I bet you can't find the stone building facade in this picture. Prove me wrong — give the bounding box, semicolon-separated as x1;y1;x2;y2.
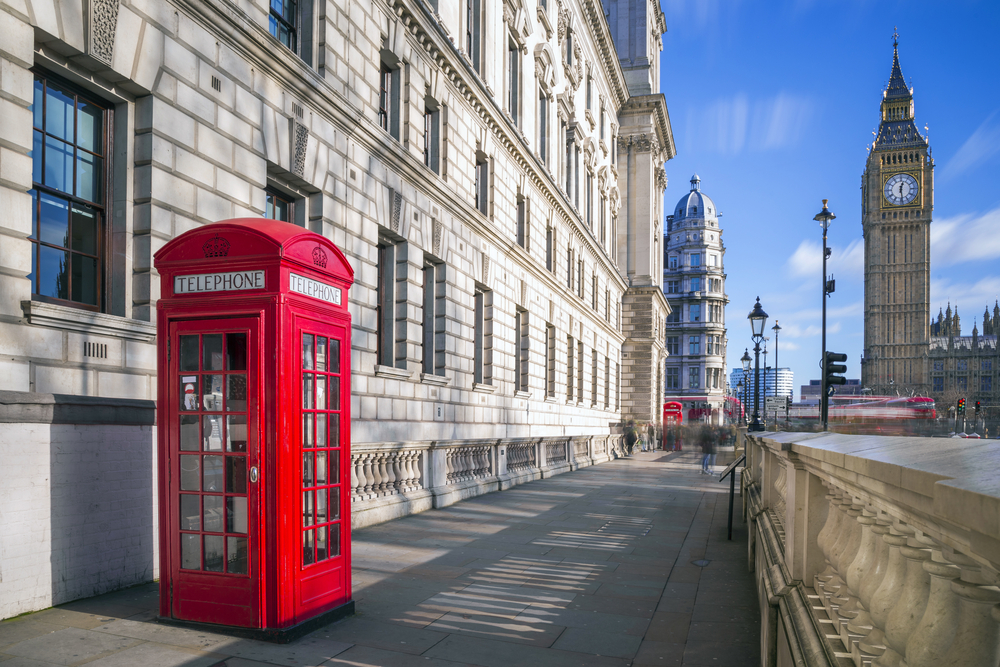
663;175;728;424
0;0;673;617
860;37;933;395
927;304;1000;407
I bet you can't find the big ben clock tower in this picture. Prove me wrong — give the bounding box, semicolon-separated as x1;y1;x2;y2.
861;34;933;395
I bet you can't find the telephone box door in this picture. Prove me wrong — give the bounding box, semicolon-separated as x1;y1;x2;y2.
168;317;261;626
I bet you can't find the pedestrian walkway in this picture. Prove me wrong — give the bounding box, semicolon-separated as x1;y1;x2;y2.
0;451;759;667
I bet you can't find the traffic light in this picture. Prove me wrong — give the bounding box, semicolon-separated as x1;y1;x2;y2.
957;398;966;415
824;352;848;386
975;400;981;415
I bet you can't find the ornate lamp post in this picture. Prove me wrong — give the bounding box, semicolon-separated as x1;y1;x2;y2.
748;298;768;431
814;200;836;429
741;349;751;425
772;321;781;397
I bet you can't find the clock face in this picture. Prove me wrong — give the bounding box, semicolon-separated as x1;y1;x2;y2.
884;173;919;206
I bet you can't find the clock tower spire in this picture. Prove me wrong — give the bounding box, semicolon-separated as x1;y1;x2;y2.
860;34;933;395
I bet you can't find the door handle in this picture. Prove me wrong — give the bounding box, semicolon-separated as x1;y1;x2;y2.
250;466;259;483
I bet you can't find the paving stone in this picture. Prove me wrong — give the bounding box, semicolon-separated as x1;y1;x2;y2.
91;619;232;650
551;626;642;658
632;640;685;666
514;606;650;636
2;627;140;665
424;634;630;667
425;611;566;647
324;644;478;667
643;611;691;643
0;620;64;652
79;641;221;667
207;633;353;666
317;617;444;655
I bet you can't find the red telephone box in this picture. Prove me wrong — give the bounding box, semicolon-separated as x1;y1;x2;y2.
154;218;355;641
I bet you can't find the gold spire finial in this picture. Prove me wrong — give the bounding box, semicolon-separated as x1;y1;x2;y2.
893;26;899;47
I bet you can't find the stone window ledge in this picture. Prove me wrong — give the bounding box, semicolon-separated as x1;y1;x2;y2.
374;364;413;380
22;300;156;342
514;390;530;399
420;372;450;386
473;382;496;394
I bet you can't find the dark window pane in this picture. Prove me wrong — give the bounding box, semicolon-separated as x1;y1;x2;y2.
204;535;224;572
180;376;199;411
302;412;314;448
70;254;98;305
32;130;42;184
180;455;200;491
329;524;340;557
203;494;223;532
316;451;327;485
75;151;103;203
302;334;314;370
70;204;98;254
181;534;200;569
202;375;223;411
227;374;247;411
179;335;199;371
329;377;340;411
302;373;314;409
202;414;223;451
227;536;248;574
226;333;247;370
227;456;247;494
303;452;314;487
303;491;315;526
303;529;315;566
316;375;326;412
203;334;223;370
330;487;340;520
227;496;247;533
77;100;103;153
329;413;339;447
329;339;340;373
329;450;339;483
33;77;43;128
37;245;68;299
44;134;74;195
45;84;75;142
203;455;223;492
180;494;200;531
317;525;328;561
316;413;326;447
39;191;69;247
316;337;327;371
227;415;248;452
180;415;199;451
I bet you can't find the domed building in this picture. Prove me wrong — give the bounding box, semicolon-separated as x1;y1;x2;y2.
663;176;729;424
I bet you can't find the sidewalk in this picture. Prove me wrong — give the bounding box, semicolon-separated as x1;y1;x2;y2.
0;451;759;667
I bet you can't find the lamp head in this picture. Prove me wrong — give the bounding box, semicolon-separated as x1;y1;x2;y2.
772;320;781;334
741;348;752;373
748;297;768;339
813;198;836;231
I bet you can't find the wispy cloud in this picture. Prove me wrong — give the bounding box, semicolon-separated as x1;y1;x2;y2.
786;239;865;280
930;276;1000;317
685;93;813;155
661;0;737;30
930;207;1000;266
941;111;1000;181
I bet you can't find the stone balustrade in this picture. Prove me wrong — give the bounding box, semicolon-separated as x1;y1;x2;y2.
742;430;1000;667
349;435;616;529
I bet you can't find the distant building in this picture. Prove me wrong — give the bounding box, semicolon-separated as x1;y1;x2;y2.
926;304;999;405
800;379;864;406
663;176;729;424
730;367;793;411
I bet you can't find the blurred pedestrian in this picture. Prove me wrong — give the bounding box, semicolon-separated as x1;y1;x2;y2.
699;426;716;474
624;420;637;456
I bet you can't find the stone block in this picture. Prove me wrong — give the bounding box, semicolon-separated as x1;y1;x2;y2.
0;145;32;191
126;340;157;371
0;359;29;391
162;36;199;86
0;320;63;359
97;371;150;399
197;124;234;168
176;81;215;124
215;168;250;207
196;186;233;222
152;101;196;151
174;146;214;186
0;186;32;235
35;366;96;396
111;5;144;80
0;11;33;67
132;23;164;93
0;58;33;105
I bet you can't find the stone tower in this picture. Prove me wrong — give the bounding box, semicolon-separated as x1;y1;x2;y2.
663;176;728;424
861;36;933;395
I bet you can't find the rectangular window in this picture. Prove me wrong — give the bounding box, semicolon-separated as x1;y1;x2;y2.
599;195;606;246
585;171;593;229
615;361;620;410
546;226;555;273
933;376;943;392
982;361;993;371
690;304;701;322
475;153;489;215
577;259;584;299
269;0;297;52
423;260;445;375
565;131;574;194
666;367;679;390
566;335;575;401
957;376;968;391
586;71;592;110
474;285;493;384
515;308;529;393
690;276;701;292
706;337;713;355
591;273;598;310
982;376;992;392
669;256;678;269
666;336;679;355
265;188;293;223
600;107;605;141
466;0;482;73
508;39;520;125
667;309;680;324
933;361;944;371
591;350;598;406
577;340;584;403
423;103;440;173
29;73;110;311
957;360;968;371
539;93;548;164
379;61;400;140
689;367;700;389
567;248;573;290
666;280;679;294
376;239;401;367
605;289;610;323
689;336;700;355
516;195;529;250
690;253;701;267
573;145;580;208
546;324;556;398
604;355;610;408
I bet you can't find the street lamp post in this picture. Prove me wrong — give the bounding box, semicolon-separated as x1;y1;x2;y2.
762;339;769;428
736;380;743;425
741;349;751;426
748;298;769;431
814;200;836;430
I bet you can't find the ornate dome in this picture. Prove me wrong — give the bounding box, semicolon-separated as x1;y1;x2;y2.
673;175;718;221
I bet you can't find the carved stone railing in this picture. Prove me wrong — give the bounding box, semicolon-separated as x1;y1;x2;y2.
742;431;1000;667
349;434;611;529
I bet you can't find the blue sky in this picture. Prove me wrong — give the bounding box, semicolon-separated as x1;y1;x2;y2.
657;0;1000;399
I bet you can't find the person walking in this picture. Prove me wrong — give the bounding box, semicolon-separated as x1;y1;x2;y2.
666;427;676;452
645;423;655;453
624;420;637;456
699;426;715;474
